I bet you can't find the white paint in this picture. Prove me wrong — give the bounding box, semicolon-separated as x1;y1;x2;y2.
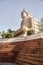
0;33;43;43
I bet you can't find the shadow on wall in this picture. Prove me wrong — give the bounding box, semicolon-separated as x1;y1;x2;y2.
0;63;17;65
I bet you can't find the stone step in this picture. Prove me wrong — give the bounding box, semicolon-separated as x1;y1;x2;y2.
16;57;42;65
18;55;43;62
19;47;43;54
15;60;33;65
18;53;43;58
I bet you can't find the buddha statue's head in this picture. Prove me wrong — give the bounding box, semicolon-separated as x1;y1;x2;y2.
21;9;28;19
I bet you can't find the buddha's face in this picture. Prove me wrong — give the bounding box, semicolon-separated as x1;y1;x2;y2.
21;11;27;19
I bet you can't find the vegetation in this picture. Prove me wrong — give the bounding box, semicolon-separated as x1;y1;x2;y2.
27;30;34;35
7;29;12;33
2;31;6;38
40;18;43;32
5;33;13;38
40;25;43;32
1;29;15;38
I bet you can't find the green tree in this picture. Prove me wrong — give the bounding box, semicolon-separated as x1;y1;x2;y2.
27;30;34;35
5;33;13;38
2;29;15;38
2;31;6;38
7;29;12;33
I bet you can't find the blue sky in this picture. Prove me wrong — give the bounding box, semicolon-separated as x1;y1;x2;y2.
0;0;43;32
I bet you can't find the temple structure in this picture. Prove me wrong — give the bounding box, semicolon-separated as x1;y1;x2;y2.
0;9;43;65
14;9;39;37
0;33;43;65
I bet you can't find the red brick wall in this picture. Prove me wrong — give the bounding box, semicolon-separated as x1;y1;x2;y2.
0;38;43;65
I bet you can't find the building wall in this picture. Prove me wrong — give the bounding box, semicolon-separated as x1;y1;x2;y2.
0;38;43;65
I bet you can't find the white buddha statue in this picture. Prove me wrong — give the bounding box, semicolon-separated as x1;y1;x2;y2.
21;9;32;31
